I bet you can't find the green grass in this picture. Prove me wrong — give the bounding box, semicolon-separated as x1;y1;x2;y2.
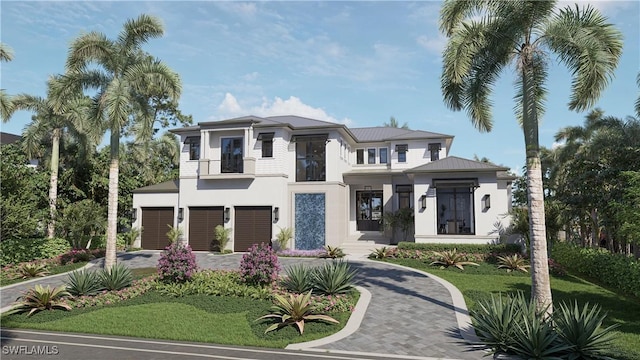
387;259;640;360
0;262;89;287
1;291;352;348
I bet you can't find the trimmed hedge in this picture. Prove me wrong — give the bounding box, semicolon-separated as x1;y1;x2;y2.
552;242;640;297
0;237;71;266
397;242;522;255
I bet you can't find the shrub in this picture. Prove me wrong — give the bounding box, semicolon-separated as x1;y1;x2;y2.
274;227;293;250
100;263;133;291
430;249;479;270
66;270;104;296
166;225;183;244
7;285;71;317
369;246;393;259
157;242;197;283
121;227;142;250
0;237;71;266
257;290;339;335
552;242;640;297
17;262;49;278
397;242;522;255
59;249;99;265
497;254;530;273
280;264;315;293
554;301;619;359
213;225;231;252
239;243;280;286
471;292;529;354
312;260;357;295
320;245;345;259
88;234;126;251
155;270;272;299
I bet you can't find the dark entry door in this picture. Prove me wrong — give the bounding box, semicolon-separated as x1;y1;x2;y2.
141;207;174;250
356;190;383;231
234;206;272;252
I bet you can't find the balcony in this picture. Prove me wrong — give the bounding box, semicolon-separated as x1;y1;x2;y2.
198;157;256;179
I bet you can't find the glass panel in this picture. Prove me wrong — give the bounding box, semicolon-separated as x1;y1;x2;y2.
262;139;273;158
221;137;243;173
436;187;474;234
379;148;388;164
368;148;376;164
356;149;364;164
371;196;382;220
398;150;406;163
296;139;326;181
189;142;200;160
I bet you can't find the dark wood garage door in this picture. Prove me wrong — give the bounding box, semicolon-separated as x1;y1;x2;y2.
141;207;174;250
188;207;224;251
234;206;272;252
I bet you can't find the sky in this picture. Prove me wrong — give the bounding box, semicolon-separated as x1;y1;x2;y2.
2;1;638;174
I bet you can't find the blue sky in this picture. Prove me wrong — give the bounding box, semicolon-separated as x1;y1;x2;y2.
2;1;638;173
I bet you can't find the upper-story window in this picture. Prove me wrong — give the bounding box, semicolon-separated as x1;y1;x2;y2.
185;136;200;160
367;148;376;164
356;149;365;164
429;143;441;161
379;148;388;164
257;132;274;158
396;144;408;163
221;137;243;173
294;134;327;182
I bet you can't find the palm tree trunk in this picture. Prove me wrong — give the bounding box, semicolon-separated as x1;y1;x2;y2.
47;128;61;239
105;131;120;270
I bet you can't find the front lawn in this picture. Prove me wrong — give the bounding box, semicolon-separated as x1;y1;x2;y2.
1;291;353;348
387;258;640;360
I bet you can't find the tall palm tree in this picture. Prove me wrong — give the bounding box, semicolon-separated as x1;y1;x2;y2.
440;0;622;313
383;116;409;129
1;42;15;121
12;76;96;238
54;14;181;269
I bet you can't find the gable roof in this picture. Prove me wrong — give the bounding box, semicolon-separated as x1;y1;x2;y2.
132;180;179;193
406;156;509;173
350;127;452;142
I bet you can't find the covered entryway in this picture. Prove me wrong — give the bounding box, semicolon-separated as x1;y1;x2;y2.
141;207;174;250
188;207;224;251
234;206;272;252
356;190;383;231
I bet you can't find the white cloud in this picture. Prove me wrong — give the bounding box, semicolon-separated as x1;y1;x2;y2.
416;34;446;54
242;72;259;81
215;93;353;126
551;141;564;150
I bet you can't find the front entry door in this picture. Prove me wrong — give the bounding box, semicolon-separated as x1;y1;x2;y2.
356;190;383;231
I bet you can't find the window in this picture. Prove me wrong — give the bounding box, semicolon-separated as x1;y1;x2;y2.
396;144;408;163
257;132;274;158
295;135;327;181
379;148;388;164
435;180;476;235
185;136;200;160
396;184;413;209
368;148;376;164
356;149;364;164
429;143;441;161
221;137;243;173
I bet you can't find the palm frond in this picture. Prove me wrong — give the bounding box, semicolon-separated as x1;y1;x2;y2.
0;90;14;122
66;32;114;72
514;50;548;129
0;42;14;62
635;73;640;118
118;14;164;55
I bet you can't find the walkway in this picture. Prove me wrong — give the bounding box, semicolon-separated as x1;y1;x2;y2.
1;251;483;359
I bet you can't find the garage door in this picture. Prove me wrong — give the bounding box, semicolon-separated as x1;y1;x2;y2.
234;206;272;252
188;207;224;251
141;207;174;250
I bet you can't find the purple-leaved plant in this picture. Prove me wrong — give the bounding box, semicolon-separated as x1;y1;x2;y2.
157;242;197;283
239;243;281;286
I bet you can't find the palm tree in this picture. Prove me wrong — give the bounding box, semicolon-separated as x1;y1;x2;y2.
383;116;409;129
635;73;640;118
12;76;96;238
54;14;182;269
440;0;622;313
1;42;15;121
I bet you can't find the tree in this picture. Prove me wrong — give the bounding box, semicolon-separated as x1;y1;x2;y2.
12;76;96;238
383;116;409;129
55;14;183;270
0;42;14;121
440;0;622;313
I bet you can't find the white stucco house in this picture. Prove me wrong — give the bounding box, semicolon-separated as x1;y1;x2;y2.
132;115;514;252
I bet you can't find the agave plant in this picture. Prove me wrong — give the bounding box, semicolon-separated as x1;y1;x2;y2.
280;264;315;293
312;260;357;295
66;270;104;296
17;262;49;279
554;301;620;359
7;285;71;317
369;246;392;259
320;245;345;259
497;254;530;273
100;263;133;291
430;249;479;270
257;290;339;334
472;292;529;354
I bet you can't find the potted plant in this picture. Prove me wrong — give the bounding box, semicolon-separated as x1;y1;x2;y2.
213;225;232;253
274;227;293;251
380;211;400;245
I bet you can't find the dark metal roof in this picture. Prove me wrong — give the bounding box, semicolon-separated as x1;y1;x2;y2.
406;156;509;173
349;127;453;142
263;115;342;128
132;180;179;193
0;132;21;145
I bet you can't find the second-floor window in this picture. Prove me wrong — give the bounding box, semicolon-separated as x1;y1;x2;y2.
257;132;274;158
295;135;327;182
221;137;243;173
368;148;376;164
356;149;365;164
185;136;200;160
429;143;441;161
396;144;408;163
379;148;388;164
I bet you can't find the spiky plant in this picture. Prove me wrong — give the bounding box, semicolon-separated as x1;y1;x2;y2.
280;264;315;294
554;301;619;359
369;246;393;259
7;285;71;317
213;225;232;252
312;260;357;295
17;262;49;279
257;290;339;335
497;254;530;273
100;263;133;291
66;270;104;296
430;249;479;270
320;245;345;259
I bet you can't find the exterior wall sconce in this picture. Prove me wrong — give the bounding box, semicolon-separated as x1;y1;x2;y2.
482;194;491;210
420;195;427;210
273;207;279;223
177;208;184;222
131;208;137;222
224;207;230;222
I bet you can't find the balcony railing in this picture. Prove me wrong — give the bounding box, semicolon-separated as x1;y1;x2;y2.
198;158;256;179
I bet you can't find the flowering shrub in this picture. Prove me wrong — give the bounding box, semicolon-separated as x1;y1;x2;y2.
548;258;567;277
240;243;280;286
59;249;105;265
67;276;156;308
157;242;197;283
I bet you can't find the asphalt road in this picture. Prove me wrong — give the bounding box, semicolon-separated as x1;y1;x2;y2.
0;329;439;360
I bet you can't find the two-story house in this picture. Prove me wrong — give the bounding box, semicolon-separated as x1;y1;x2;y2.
132;115;514;252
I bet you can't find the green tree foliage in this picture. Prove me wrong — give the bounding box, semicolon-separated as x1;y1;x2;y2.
383;116;409;129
